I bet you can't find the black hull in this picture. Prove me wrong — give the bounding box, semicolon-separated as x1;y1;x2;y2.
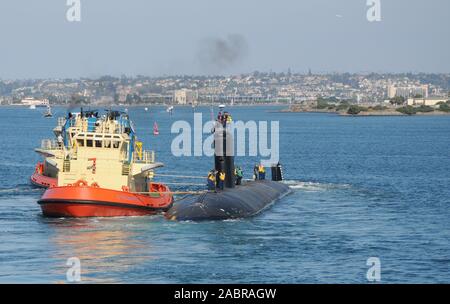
166;180;291;221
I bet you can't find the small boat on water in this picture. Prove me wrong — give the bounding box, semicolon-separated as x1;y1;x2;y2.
153;122;159;135
166;105;174;115
32;109;173;217
29;105;36;110
44;105;52;117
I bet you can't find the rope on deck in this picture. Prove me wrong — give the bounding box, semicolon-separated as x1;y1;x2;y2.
156;173;205;179
155;173;255;182
156;174;255;182
132;190;208;195
162;182;206;186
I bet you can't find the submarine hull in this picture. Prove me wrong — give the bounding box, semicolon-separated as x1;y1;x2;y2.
166;180;291;221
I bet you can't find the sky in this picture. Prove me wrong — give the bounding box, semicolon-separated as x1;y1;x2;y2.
0;0;449;79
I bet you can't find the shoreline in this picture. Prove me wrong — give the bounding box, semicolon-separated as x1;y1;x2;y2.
3;104;449;116
274;108;450;116
0;103;286;108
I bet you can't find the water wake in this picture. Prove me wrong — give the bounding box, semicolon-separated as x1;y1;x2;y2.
0;161;35;169
0;185;43;196
283;180;351;192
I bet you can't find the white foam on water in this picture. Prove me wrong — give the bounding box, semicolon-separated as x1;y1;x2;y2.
0;187;42;194
283;180;351;192
222;218;243;223
0;161;35;168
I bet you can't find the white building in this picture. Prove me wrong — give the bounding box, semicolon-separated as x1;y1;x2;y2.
387;85;429;99
20;98;49;107
173;89;198;105
407;97;447;107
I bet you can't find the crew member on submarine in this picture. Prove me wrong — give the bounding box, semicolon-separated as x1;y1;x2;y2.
235;166;243;185
207;170;216;191
218;171;226;190
258;164;266;180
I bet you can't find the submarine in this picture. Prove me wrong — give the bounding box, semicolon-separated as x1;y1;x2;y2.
166;120;291;221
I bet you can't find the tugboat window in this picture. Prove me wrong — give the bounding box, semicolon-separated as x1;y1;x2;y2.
86;140;93;147
95;140;102;148
76;139;84;147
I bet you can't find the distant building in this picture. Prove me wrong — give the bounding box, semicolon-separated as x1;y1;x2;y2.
20;97;49;107
387;85;429;99
173;89;198;105
96;96;114;104
387;85;397;99
407;97;447;107
0;97;6;105
117;93;128;103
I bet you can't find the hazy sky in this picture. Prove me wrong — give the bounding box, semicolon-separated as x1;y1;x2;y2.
0;0;449;79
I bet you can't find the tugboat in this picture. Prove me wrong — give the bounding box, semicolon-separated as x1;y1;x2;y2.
34;109;173;217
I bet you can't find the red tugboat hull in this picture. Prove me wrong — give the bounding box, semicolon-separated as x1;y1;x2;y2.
30;162;58;188
38;182;173;217
30;172;58;188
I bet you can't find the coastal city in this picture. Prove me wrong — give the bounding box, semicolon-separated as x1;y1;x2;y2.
1;72;449;111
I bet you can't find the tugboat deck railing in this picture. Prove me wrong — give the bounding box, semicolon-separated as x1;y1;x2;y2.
40;139;62;151
133;150;155;164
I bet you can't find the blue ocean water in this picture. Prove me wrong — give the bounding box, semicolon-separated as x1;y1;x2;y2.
0;105;449;283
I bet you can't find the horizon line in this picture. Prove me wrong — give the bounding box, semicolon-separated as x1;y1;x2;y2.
1;71;450;81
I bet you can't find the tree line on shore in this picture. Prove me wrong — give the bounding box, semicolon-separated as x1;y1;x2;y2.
315;97;450;115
